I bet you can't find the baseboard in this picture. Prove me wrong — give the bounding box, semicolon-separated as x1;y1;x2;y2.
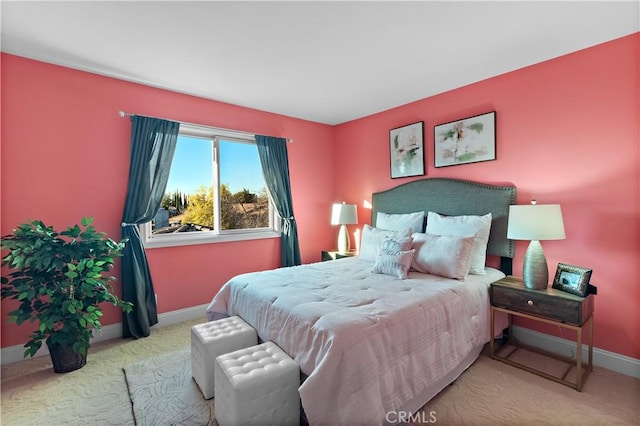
512;325;640;379
4;311;638;379
155;303;209;327
0;304;209;366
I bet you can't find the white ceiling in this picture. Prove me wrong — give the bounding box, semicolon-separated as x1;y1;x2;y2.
2;1;638;125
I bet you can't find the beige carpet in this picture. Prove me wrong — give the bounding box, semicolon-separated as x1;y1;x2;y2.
123;348;216;426
1;319;204;426
1;318;639;425
419;350;639;425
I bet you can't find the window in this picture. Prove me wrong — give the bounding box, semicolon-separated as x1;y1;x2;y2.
140;123;279;248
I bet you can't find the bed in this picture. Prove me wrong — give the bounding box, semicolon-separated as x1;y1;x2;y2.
206;177;516;425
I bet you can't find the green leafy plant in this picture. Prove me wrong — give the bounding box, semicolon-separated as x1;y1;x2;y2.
1;217;133;359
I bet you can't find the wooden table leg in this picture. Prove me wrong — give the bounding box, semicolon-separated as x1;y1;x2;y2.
490;306;495;356
576;326;583;391
589;314;594;372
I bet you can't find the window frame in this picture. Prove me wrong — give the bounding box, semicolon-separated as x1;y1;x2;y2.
140;123;280;249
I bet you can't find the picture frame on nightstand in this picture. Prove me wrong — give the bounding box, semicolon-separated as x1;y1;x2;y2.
552;263;592;297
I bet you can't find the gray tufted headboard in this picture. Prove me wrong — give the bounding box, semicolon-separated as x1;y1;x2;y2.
371;177;516;274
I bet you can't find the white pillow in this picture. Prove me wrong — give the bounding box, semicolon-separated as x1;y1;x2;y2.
359;225;412;261
410;233;474;280
371;238;415;280
425;212;492;275
376;211;424;233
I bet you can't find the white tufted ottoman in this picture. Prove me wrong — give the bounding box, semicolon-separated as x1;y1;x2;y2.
191;316;258;400
215;341;300;426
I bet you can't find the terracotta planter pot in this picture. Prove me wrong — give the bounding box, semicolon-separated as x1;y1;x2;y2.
46;340;87;373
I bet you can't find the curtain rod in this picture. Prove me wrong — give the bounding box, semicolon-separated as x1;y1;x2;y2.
117;111;292;143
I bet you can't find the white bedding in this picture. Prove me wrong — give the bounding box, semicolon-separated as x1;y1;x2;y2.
206;257;505;425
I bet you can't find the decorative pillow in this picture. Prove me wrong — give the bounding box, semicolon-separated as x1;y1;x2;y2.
410;233;474;280
359;225;412;261
376;211;424;233
425;212;492;275
371;238;415;279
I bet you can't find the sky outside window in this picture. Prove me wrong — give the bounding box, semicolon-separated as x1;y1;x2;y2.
165;135;265;195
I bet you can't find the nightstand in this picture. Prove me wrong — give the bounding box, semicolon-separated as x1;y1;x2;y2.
321;250;357;261
489;276;595;391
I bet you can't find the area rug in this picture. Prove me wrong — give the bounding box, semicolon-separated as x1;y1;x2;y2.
123;348;217;426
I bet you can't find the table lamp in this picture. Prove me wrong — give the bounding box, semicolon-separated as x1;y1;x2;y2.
331;202;358;253
507;201;566;289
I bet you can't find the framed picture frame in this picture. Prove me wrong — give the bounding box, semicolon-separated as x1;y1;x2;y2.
434;111;496;167
389;121;424;179
552;263;592;297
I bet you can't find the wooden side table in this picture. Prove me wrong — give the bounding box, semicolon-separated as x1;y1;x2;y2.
489;276;595;391
321;250;357;261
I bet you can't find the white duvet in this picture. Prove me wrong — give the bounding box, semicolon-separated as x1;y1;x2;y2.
206;257;505;425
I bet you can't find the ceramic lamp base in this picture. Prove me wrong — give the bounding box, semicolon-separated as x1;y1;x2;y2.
337;225;350;253
522;240;549;290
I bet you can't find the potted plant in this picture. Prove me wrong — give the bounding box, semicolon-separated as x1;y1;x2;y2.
1;217;133;373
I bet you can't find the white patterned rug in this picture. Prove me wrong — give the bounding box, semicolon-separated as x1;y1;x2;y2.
123;348;217;426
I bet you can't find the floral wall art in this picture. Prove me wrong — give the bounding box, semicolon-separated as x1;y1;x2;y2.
389;121;424;178
434;111;496;167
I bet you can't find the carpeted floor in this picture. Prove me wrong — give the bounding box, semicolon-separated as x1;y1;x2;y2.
1;319;204;426
123;348;216;426
1;318;639;425
419;351;639;425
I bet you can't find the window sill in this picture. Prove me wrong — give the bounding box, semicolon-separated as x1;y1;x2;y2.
143;229;280;249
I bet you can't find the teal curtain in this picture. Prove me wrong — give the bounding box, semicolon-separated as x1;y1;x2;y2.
255;135;301;267
121;116;179;338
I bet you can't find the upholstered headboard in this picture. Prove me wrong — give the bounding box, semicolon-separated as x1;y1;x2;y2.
371;178;516;274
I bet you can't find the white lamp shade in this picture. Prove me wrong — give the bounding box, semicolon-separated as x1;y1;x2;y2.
331;203;358;225
507;204;566;241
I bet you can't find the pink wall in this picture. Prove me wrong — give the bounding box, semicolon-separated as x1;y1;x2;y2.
2;34;638;360
333;33;639;358
1;54;336;348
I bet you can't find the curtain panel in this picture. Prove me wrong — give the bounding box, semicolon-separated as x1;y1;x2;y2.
255;135;301;267
121;116;179;338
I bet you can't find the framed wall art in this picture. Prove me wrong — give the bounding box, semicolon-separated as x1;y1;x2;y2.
434;111;496;167
552;263;592;297
389;121;424;179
